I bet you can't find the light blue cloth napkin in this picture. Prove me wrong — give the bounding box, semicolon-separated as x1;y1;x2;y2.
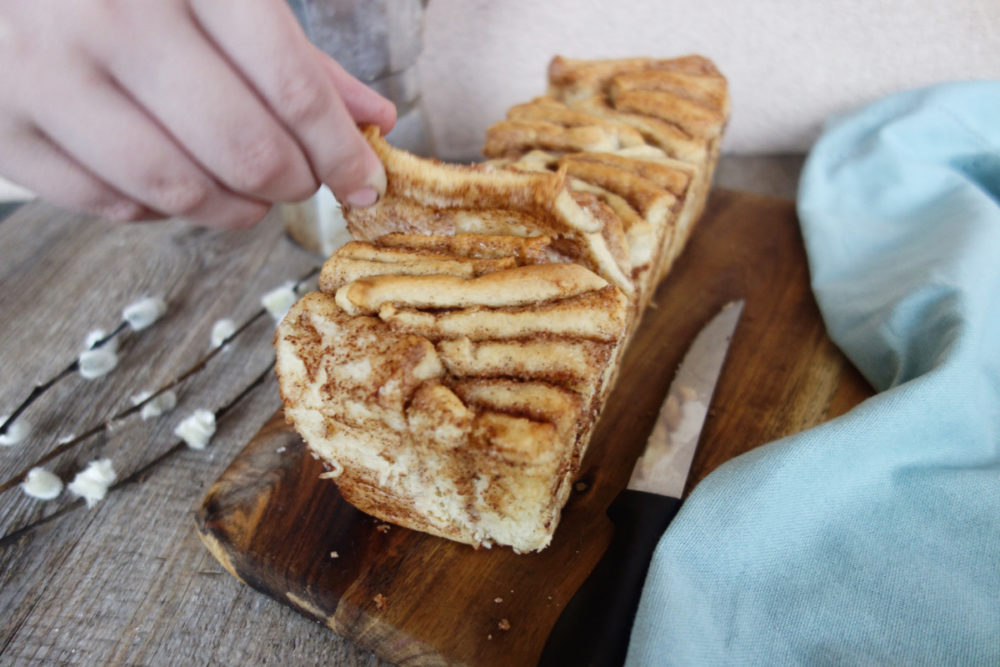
627;81;1000;665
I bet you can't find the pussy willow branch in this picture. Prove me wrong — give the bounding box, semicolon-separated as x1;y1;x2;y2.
0;361;276;548
0;265;319;495
0;323;127;437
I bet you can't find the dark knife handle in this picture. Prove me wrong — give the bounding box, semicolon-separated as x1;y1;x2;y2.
539;491;682;667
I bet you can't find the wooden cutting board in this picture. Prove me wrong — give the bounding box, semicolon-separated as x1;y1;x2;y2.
195;189;873;666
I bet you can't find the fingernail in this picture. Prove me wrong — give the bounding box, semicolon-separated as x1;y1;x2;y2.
345;186;378;207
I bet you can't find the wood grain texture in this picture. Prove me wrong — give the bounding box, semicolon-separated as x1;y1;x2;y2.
0;202;390;666
196;189;875;666
0;204;317;540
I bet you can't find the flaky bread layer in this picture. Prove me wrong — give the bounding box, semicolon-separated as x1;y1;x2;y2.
484;119;621;158
547;54;724;103
378;284;629;342
507;97;646;147
376;233;555;263
319;241;518;290
567;95;707;164
437;336;612;393
659;135;722;279
357;125;601;235
276;268;628;551
608;69;730;115
609;89;725;140
562;151;693;197
345;130;637;298
345;197;555;240
334;263;608;316
559;156;676;228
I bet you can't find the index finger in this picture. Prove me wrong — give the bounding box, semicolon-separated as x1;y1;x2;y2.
190;0;388;204
312;50;396;136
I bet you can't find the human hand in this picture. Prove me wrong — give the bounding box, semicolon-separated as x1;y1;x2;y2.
0;0;396;228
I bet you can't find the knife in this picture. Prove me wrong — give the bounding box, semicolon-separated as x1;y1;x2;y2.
539;300;745;667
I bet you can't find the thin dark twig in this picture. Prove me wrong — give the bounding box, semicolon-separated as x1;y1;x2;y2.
0;361;276;549
0;322;127;437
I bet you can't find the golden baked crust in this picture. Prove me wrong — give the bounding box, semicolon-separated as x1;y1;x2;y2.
319;241;518;291
377;232;555;263
484;119;621;158
562;151;693;196
347;128;636;298
484;97;647;159
275;53;729;552
609;89;725;139
545;55;727;281
548;54;725;102
362;125;601;235
559;156;676;227
507;97;646;147
568;94;708;163
334;263;609;316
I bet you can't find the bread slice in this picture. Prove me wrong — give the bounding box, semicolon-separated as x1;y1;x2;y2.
275;54;728;551
276;243;628;552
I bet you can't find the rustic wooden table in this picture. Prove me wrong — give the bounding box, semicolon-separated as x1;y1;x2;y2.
0;156;830;666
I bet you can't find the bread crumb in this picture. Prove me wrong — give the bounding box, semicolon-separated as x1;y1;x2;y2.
487;634;493;640
123;296;167;331
498;619;510;631
210;318;237;349
174;409;216;450
68;459;116;507
373;593;387;610
21;467;63;500
376;524;391;534
330;551;339;559
494;597;503;604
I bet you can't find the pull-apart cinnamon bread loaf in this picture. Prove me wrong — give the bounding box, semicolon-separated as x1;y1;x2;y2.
275;55;729;552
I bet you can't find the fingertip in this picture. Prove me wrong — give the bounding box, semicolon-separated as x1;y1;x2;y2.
330;153;386;209
359;89;397;136
344;186;378;208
